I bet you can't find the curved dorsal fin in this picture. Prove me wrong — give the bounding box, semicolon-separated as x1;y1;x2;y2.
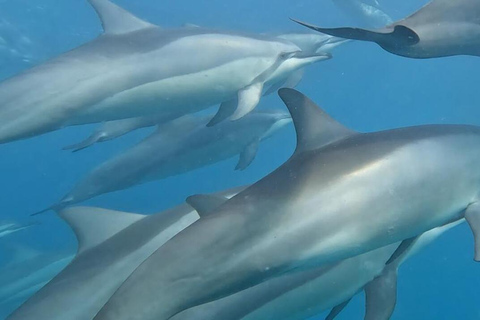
278;88;357;154
88;0;156;35
58;206;145;254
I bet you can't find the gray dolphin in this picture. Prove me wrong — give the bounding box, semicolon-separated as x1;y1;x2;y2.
7;186;243;320
0;246;73;319
0;0;328;145
0;222;38;239
172;220;462;320
94;88;480;320
293;0;480;58
36;111;290;214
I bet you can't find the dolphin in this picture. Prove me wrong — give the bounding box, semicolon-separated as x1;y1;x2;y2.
0;0;328;145
36;110;291;214
8;187;243;320
0;221;38;239
63;113;171;152
332;0;393;28
293;0;480;58
0;246;73;319
172;220;462;320
94;88;480;320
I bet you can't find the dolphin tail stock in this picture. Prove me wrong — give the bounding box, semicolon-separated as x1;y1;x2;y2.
31;198;72;217
63;132;105;152
290;18;419;48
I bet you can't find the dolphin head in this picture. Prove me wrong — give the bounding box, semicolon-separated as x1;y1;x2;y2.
256;110;292;140
277;33;349;54
267;50;332;84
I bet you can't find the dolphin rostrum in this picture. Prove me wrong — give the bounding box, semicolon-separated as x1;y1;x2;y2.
293;0;480;58
0;221;38;239
0;0;328;145
36;110;290;214
172;220;462;320
7;187;243;320
94;89;480;320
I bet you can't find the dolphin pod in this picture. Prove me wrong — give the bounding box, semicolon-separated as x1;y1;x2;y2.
2;0;479;319
92;89;480;320
172;220;463;320
35;110;290;214
295;0;480;58
0;0;329;145
7;188;243;320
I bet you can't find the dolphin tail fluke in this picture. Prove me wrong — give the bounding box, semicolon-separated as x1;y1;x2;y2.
63;132;103;152
291;19;419;47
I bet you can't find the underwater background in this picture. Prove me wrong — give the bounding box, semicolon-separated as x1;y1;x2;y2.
0;0;479;319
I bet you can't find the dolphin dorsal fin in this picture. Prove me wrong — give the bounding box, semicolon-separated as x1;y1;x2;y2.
58;206;145;254
186;195;229;217
278;88;357;154
88;0;156;35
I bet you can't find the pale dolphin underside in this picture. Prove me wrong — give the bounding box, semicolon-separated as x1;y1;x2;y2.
0;0;328;145
293;0;480;58
93;89;480;320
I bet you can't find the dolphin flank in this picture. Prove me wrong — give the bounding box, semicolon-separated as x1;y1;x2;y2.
93;89;480;320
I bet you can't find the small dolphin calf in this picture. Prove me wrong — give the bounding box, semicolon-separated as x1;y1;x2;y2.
94;89;480;320
172;220;462;320
294;0;480;58
0;0;327;144
39;111;290;212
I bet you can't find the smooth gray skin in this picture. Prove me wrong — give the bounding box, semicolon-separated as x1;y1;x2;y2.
332;0;393;28
173;221;462;320
8;187;243;320
40;111;291;213
95;89;480;320
0;0;327;145
294;0;480;58
63;113;172;152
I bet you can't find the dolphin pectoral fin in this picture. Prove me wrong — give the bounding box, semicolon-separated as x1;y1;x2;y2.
325;298;352;320
264;68;305;96
186;195;229;217
207;100;237;127
58;207;145;254
88;0;156;35
291;19;419;47
236;140;260;171
465;203;480;261
364;265;397;320
278;88;357;153
63;132;103;152
230;83;264;121
386;236;419;266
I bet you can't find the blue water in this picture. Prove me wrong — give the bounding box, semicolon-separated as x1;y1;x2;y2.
0;0;479;319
